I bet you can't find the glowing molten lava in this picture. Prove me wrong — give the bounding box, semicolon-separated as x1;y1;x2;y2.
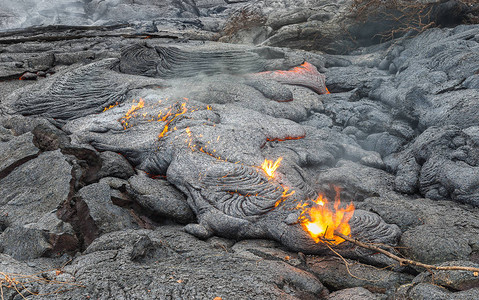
299;190;354;245
252;62;330;95
261;157;282;178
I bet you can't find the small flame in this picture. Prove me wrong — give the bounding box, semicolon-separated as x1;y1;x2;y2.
299;188;354;245
158;103;188;139
102;102;119;112
261;157;283;178
120;99;145;129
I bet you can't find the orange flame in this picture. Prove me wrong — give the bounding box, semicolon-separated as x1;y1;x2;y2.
261;157;282;178
299;189;354;245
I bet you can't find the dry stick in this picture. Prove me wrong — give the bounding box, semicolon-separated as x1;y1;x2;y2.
1;271;84;299
335;233;479;273
323;241;383;282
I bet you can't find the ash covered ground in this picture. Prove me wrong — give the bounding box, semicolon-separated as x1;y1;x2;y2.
1;0;479;299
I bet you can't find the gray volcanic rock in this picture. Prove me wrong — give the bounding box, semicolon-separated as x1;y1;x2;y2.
3;60;130;120
400;225;472;265
0;131;38;178
32;123;72;151
394;126;479;206
395;283;479;300
308;256;413;295
0;0;90;29
220;0;476;54
358;197;479;265
413;260;479;291
31;227;327;299
0;150;78;260
127;174;194;223
0;226;52;260
2;8;479;298
0;0;202;30
73;183;138;245
314;160;394;201
0;150;72;227
420;90;479;130
363;25;479;206
328;287;384;300
120;43;265;78
57;50;400;257
97;151;135;180
0;254;37;299
0;213;78;261
30;39;402;259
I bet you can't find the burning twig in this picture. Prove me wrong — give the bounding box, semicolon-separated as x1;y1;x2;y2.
320;241;386;283
335;232;479;274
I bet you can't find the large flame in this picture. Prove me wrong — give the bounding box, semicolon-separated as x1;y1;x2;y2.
261;157;283;178
299;189;354;245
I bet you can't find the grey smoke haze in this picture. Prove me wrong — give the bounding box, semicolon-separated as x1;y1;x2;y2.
0;0;335;31
0;0;203;30
0;0;90;29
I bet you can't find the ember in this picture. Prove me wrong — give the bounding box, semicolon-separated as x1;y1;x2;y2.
299;188;354;245
261;157;283;178
266;135;306;142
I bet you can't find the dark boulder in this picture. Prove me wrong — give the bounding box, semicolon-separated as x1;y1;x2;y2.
127;174;195;223
71;183;138;246
0;131;38;179
97;151;135;180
